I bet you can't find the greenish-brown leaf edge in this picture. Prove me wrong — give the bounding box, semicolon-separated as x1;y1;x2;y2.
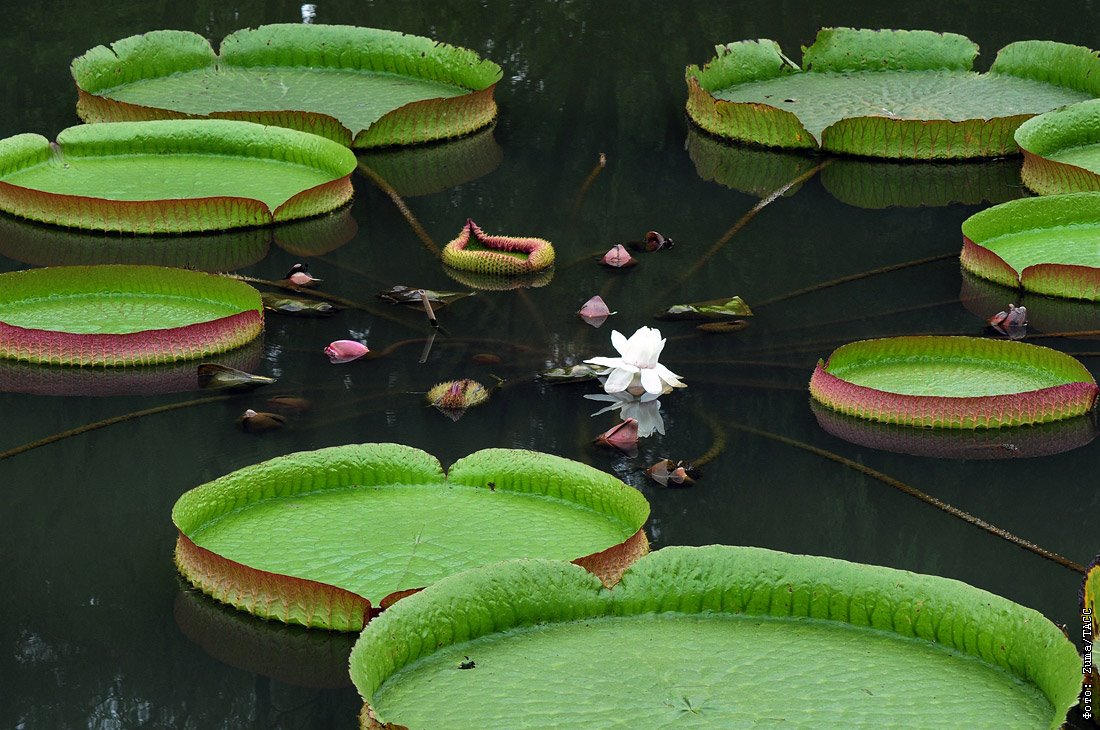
686;28;1099;159
72;25;503;148
172;444;650;624
1015;100;1100;195
350;546;1082;729
0;120;356;233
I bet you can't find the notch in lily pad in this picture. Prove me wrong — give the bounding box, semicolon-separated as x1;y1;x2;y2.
686;28;1099;159
172;444;650;631
350;546;1083;729
72;24;503;148
810;336;1098;428
0;120;356;233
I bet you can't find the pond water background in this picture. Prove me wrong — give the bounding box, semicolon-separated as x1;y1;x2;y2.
0;1;1097;727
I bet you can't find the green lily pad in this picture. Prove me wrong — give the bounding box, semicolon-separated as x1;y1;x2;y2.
809;336;1098;428
687;128;1025;208
1016;100;1100;195
172;444;650;631
686;28;1099;159
0;120;356;233
658;296;753;320
961;193;1100;301
350;546;1082;729
0;265;262;366
72;25;502;149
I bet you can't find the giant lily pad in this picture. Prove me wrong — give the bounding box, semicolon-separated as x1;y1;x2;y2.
350;546;1082;729
961;193;1100;301
72;25;502;149
686;28;1099;159
0;265;262;366
1016;100;1100;195
687;128;1025;207
0;120;355;233
172;444;650;631
809;336;1098;428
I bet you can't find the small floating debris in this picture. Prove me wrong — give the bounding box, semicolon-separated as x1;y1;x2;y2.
197;363;277;392
696;320;750;334
578;295;614;327
600;244;637;268
540;364;600;383
377;286;473;308
324;340;370;364
283;263;321;287
237;408;286;433
266;395;311;412
645;459;698;488
627;231;674;253
989;304;1027;339
658;296;753;321
471;353;502;365
261;292;340;317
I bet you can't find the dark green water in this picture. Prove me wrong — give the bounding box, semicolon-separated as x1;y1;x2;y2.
0;1;1096;728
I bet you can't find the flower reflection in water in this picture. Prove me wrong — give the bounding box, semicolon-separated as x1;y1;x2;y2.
585;391;665;437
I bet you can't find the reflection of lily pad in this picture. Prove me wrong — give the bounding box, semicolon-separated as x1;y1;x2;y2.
686;128;1024;207
351;546;1082;729
686;28;1098;159
173;444;650;631
0;338;263;396
443;264;554;291
357;127;503;196
0;120;356;233
809;336;1098;428
1016;100;1100;195
961;193;1100;301
174;587;355;689
73;25;502;148
0;265;263;366
960;270;1100;338
811;400;1096;459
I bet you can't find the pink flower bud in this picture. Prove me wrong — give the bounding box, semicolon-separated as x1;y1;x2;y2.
324;339;369;363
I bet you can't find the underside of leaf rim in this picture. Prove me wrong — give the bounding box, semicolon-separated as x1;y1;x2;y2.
350;546;1082;730
1016;100;1100;195
809;336;1098;428
961;193;1100;301
686;28;1099;159
441;218;556;275
171;444;650;631
0;265;262;366
72;25;503;148
0;120;356;233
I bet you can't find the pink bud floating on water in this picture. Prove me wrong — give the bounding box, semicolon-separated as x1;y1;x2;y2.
324;339;369;363
578;295;614;327
284;263;321;287
600;244;637;268
595;418;639;453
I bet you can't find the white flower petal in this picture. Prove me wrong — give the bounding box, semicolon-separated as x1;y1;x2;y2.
655;363;686;387
610;330;629;357
603;367;636;394
584;356;626;370
639;367;664;395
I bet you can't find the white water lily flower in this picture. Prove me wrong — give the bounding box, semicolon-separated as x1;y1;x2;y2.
584;392;665;437
584;326;686;396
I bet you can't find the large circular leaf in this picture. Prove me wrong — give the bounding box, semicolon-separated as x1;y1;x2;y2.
0;265;263;366
350;547;1082;729
72;25;503;148
686;28;1098;159
962;193;1100;301
1016;100;1100;195
172;444;650;631
809;336;1098;428
0;120;356;233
